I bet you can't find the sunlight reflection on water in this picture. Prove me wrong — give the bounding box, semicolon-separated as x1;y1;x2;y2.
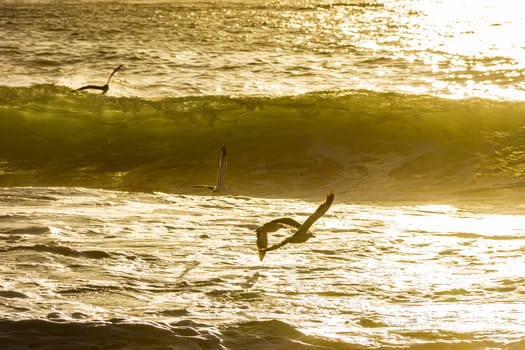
1;187;524;347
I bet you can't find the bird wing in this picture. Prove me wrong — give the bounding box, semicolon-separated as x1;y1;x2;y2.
297;192;334;232
106;65;122;85
255;218;301;247
260;235;293;252
193;145;227;192
256;193;334;257
256;218;301;260
215;145;227;190
192;185;215;191
258;217;302;232
74;85;106;92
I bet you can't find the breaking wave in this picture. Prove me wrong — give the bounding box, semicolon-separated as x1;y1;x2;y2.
2;84;525;202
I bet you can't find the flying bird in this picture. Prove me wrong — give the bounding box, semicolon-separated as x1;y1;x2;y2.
256;192;335;260
73;65;122;94
193;145;227;193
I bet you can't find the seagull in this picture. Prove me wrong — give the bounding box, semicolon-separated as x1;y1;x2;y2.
73;65;122;94
193;145;227;193
256;192;335;261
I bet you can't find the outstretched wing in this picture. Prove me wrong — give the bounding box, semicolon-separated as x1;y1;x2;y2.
215;145;227;191
257;217;302;234
298;192;334;233
256;193;335;259
192;185;214;191
74;85;106;92
193;145;227;192
256;217;302;261
74;65;121;94
260;235;293;253
261;192;335;254
106;65;122;85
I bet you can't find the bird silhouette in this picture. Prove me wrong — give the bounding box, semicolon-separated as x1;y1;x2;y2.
193;145;227;193
73;65;122;94
256;192;334;260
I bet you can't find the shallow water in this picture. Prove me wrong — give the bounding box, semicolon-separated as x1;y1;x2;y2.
1;187;524;349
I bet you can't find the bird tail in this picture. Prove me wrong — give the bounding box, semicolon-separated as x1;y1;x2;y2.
258;249;266;261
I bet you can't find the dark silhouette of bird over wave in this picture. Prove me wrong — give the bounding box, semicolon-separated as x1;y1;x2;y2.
73;65;122;94
256;191;335;261
193;145;227;193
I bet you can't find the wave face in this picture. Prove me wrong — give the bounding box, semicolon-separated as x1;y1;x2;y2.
1;319;523;350
2;85;525;202
0;319;362;350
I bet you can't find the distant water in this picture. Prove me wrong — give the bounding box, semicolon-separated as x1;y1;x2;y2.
1;1;525;349
2;0;525;99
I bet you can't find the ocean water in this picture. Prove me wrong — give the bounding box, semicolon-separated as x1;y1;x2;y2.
1;0;525;99
1;0;525;349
